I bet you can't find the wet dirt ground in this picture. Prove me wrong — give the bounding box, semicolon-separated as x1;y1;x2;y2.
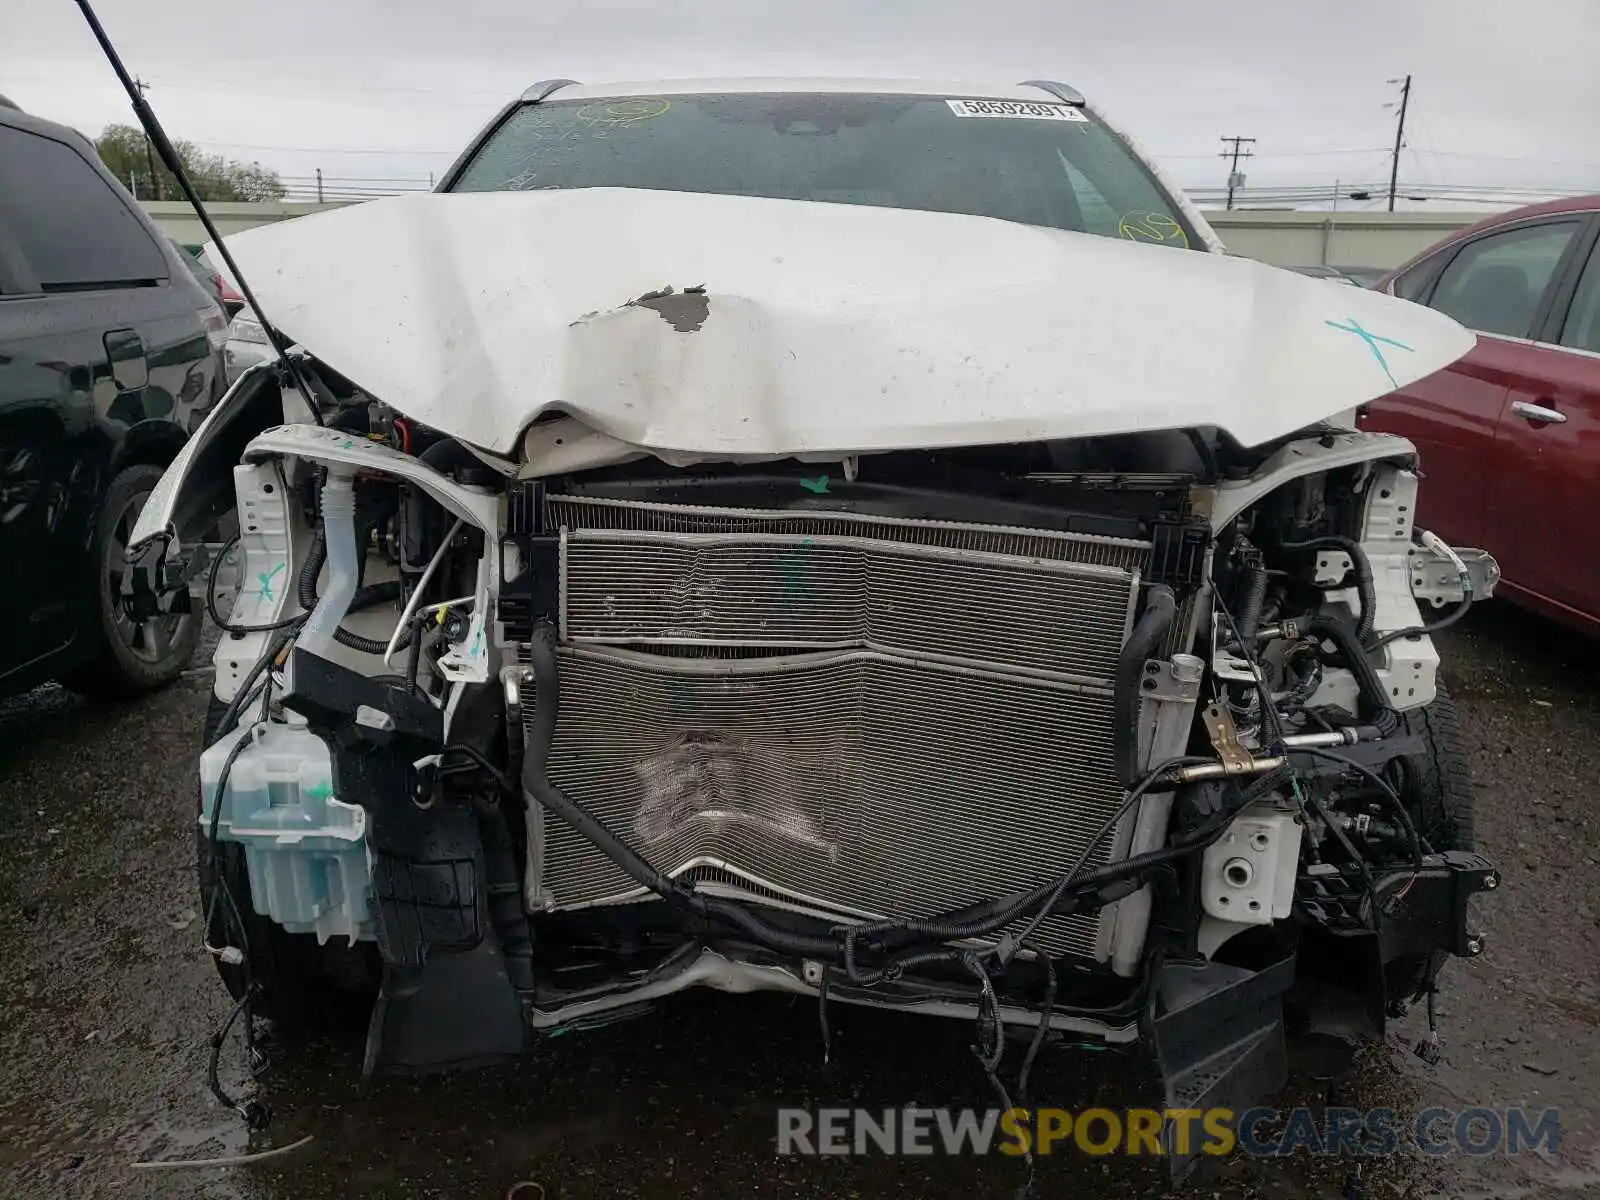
2;602;1597;1199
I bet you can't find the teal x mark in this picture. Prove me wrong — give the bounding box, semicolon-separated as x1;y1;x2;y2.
1326;318;1413;388
255;562;285;602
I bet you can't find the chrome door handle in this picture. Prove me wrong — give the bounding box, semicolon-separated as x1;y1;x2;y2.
1511;400;1567;424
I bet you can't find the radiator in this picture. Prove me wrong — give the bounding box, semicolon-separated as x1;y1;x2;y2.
526;496;1151;961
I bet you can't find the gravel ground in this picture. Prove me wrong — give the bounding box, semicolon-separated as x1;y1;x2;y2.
1;602;1597;1199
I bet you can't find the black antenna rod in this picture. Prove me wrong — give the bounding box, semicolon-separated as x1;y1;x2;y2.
73;0;322;422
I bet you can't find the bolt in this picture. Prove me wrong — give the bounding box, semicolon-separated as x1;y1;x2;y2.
1466;937;1483;955
1483;875;1497;890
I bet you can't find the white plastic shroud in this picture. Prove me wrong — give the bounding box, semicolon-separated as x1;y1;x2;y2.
1200;804;1301;927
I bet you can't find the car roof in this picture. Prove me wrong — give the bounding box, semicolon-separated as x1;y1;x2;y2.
0;98;95;148
1440;194;1600;243
0;104;209;303
535;78;1078;103
1380;194;1600;287
1489;194;1600;220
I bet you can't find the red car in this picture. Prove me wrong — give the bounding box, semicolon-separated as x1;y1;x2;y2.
1362;195;1600;634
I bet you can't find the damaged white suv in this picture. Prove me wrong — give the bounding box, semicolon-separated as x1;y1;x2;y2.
128;79;1499;1177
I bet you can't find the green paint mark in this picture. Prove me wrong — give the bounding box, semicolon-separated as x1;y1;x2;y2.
1325;317;1413;389
775;549;811;598
339;438;358;450
255;562;285;602
799;475;830;494
663;677;695;716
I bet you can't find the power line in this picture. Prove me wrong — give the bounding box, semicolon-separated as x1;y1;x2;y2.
1156;146;1387;160
190;139;460;156
132;74;160;200
1423;149;1600;169
5;70;517;105
1386;74;1412;212
1219;135;1257;210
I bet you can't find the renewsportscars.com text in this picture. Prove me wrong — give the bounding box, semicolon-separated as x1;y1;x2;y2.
776;1106;1561;1159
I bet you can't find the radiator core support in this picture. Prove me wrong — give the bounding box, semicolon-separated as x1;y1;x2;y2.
522;496;1160;963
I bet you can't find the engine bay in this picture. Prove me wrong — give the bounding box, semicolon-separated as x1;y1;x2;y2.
129;360;1501;1177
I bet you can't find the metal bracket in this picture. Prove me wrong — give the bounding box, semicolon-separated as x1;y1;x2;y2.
1409;542;1499;606
1106;653;1206;975
1201;701;1255;774
1371;850;1499;961
119;534;194;619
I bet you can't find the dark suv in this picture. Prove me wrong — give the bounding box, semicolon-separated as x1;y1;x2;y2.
0;99;222;700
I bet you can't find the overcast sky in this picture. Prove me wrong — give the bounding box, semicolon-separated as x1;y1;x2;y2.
4;0;1597;209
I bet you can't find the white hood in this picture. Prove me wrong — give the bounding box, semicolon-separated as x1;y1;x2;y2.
214;189;1473;470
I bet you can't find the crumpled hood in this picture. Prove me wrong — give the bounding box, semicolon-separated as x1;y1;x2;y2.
213;188;1473;468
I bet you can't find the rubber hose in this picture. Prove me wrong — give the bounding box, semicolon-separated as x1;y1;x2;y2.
214;625;298;740
1024;768;1293;913
295;527;321;611
297;522;412;655
1235;558;1269;647
871;774;1288;953
1366;595;1473;651
330;623;392;657
405;625;425;695
1283;535;1377;643
873;814;1249;954
1114;585;1177;788
863;757;1248;953
419;438;478;474
1306;613;1397;733
299;473;359;655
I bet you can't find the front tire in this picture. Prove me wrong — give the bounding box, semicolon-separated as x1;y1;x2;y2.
61;463;202;698
1386;685;1478;1004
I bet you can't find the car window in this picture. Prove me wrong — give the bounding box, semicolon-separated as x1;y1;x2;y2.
1392;254;1445;302
1558;241;1600;355
1426;221;1579;338
169;238;213;286
450;93;1197;247
0;123;167;291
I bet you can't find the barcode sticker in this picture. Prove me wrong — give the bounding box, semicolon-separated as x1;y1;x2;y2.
946;99;1088;122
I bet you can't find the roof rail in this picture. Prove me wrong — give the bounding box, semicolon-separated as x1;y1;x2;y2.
519;79;579;103
1018;79;1086;106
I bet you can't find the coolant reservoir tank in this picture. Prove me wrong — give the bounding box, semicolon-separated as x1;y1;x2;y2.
199;718;373;944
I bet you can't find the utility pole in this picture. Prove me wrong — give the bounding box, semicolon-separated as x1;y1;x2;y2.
133;75;160;200
1387;74;1412;212
1219;135;1256;210
316;167;324;203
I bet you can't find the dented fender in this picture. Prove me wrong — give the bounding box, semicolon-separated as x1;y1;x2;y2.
130;361;295;554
